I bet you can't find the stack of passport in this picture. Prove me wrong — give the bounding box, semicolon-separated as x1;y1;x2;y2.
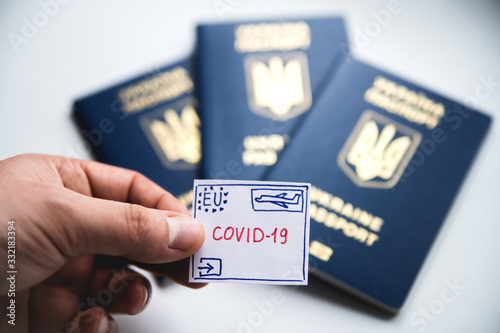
74;17;492;313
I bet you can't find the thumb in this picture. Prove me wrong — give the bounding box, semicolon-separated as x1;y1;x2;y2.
49;190;204;263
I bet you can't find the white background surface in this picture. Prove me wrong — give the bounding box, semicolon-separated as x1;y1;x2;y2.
1;1;499;332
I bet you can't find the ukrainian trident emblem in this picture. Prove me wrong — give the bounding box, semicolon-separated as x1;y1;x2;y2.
338;111;422;189
140;98;201;170
244;53;312;121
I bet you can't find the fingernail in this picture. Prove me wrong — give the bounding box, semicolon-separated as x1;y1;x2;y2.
136;279;152;312
79;309;109;333
96;315;109;333
108;319;118;332
167;216;201;249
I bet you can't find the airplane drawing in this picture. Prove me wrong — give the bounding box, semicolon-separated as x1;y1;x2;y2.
254;192;301;208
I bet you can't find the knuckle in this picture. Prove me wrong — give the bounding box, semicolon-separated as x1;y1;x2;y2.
39;187;81;257
124;204;167;261
125;204;153;245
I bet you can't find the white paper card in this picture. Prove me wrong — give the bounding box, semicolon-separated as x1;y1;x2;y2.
189;180;310;285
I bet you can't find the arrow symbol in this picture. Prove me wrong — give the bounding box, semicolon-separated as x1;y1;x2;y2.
197;257;222;277
198;262;214;274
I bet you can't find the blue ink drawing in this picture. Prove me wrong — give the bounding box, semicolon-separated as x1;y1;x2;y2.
196;186;228;213
191;183;309;283
251;188;304;212
255;193;300;208
197;258;222;277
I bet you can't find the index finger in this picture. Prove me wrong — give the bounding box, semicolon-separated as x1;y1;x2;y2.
57;157;190;214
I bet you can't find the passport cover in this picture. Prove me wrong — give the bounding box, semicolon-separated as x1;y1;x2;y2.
73;58;200;207
264;57;492;312
197;17;348;180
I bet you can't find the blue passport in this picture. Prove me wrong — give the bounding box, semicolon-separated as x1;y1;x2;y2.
73;58;200;207
197;17;348;180
264;57;492;312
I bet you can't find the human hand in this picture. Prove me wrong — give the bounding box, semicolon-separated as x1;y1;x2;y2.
0;154;205;332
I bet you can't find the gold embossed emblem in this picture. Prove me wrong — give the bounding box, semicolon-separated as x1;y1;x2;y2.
140;97;201;170
244;52;312;121
338;110;422;189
